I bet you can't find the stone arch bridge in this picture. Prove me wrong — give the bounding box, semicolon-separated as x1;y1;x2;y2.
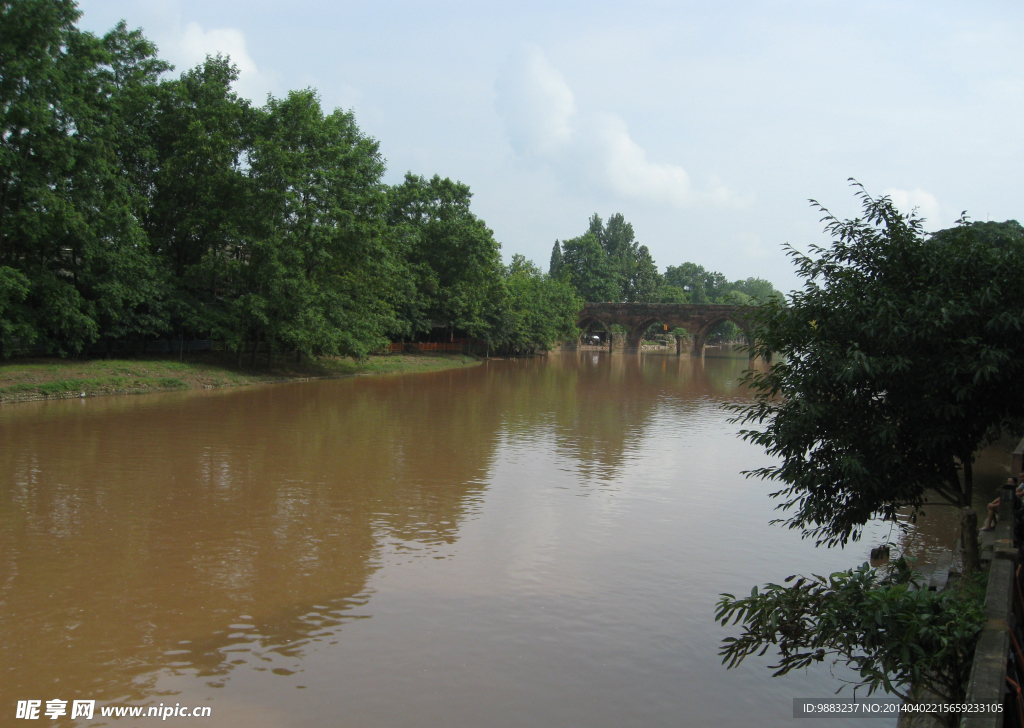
575;302;755;355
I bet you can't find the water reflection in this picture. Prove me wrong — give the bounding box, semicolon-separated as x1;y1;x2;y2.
493;352;761;485
0;371;503;706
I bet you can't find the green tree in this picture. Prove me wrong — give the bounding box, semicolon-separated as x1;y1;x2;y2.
717;186;1023;715
584;212;664;302
733;188;1024;550
729;276;783;304
657;285;689;304
87;23;173;349
549;240;564;277
0;266;31;356
0;3;587;365
629;245;663;302
226;89;398;361
559;233;619;302
387;173;505;341
497;254;582;354
664;262;729;304
0;1;167;355
931;219;1024;250
589;212;634;263
717;560;983;726
145;55;253;343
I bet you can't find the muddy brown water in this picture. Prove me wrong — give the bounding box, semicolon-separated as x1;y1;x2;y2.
0;351;1012;727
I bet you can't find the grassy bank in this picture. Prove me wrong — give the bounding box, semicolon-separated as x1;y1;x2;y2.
0;352;481;405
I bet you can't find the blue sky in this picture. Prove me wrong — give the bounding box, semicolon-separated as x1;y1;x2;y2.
77;0;1023;292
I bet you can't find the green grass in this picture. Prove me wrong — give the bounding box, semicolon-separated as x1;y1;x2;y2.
0;352;481;404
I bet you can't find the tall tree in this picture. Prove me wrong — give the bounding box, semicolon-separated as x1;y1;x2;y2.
559;233;619;302
88;23;173;347
559;212;659;302
549;240;564;277
497;254;582;354
629;245;662;302
224;89;398;360
0;1;167;354
733;186;1024;550
145;55;253;341
387;173;505;340
589;212;635;268
584;212;664;302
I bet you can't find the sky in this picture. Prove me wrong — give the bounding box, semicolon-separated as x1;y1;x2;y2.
76;0;1024;293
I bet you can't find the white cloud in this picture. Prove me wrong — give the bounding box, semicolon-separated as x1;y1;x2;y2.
179;23;257;75
595;113;694;206
882;187;944;229
495;44;736;208
167;22;277;102
494;45;575;156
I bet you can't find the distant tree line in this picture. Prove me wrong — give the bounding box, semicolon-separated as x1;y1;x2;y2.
549;213;783;306
0;0;581;360
549;213;784;341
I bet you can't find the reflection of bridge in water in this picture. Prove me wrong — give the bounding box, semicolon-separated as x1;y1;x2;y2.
574;302;755;356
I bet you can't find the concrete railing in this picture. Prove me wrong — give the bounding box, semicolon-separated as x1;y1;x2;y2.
961;485;1016;728
961;434;1024;728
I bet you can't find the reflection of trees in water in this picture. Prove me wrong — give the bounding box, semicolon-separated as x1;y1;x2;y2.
485;352;761;484
0;352;766;705
0;373;504;705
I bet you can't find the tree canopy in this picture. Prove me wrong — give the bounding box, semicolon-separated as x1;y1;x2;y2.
496;255;583;355
1;3;782;359
550;215;782;316
716;185;1021;717
717;559;984;725
733;185;1024;546
0;2;579;359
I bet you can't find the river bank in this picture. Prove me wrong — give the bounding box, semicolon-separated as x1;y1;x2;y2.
0;352;482;405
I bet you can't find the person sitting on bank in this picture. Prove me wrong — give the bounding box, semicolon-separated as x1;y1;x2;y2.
982;477;1020;531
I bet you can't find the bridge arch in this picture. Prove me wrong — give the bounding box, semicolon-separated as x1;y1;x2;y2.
573;302;757;356
577;315;611;346
626;316;671;350
691;315;754;355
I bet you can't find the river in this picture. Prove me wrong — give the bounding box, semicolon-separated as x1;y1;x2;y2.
0;350;1011;727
